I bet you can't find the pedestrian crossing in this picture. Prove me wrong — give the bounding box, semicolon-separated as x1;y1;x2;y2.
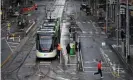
77;21;91;24
82;60;125;74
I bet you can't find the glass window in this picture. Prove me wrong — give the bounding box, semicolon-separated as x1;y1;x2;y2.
38;36;53;52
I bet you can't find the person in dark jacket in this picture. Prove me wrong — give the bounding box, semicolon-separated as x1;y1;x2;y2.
94;60;103;78
66;43;70;54
121;29;125;41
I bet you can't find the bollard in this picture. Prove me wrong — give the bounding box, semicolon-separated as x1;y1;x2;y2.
19;35;21;42
7;33;9;40
117;65;120;77
7;27;11;33
112;64;116;77
12;34;15;41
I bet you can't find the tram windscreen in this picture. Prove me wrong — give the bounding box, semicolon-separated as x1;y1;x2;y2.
38;35;53;52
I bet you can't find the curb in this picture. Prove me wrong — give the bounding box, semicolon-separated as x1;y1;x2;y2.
106;40;133;74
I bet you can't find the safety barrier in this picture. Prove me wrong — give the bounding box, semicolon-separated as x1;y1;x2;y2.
6;33;21;42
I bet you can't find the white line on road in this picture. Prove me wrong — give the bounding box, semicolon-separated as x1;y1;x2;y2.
8;42;19;44
5;39;13;53
26;21;35;34
39;63;50;65
57;66;64;72
40;61;51;64
1;37;5;40
87;21;90;23
77;22;80;23
84;67;109;69
84;61;105;64
25;63;36;66
84;71;112;73
66;64;76;66
10;46;17;48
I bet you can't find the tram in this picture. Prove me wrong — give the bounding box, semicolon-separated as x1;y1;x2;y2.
36;18;60;59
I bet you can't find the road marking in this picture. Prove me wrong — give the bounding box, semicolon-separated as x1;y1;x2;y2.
40;63;50;65
57;69;76;73
25;63;36;66
101;32;105;34
84;71;112;73
10;46;17;48
78;36;92;38
84;60;105;64
84;61;96;63
72;78;79;79
26;21;35;34
57;66;64;72
87;21;90;23
5;39;13;53
66;64;76;66
1;37;5;40
92;22;98;32
77;22;80;23
56;77;70;80
83;22;86;23
8;42;19;44
84;67;109;69
40;61;51;64
90;31;93;34
1;53;12;67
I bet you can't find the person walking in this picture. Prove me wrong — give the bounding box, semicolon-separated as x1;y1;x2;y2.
66;43;70;55
7;21;11;33
57;43;62;58
94;60;103;78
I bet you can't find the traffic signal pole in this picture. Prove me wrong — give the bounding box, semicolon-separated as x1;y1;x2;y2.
126;0;130;60
117;0;120;47
106;0;108;33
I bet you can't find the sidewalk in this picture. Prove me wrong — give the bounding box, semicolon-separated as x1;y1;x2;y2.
106;39;133;73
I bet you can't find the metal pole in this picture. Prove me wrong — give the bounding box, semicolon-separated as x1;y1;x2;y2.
106;0;108;33
117;0;120;47
126;0;130;60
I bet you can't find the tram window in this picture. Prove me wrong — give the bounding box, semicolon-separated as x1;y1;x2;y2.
38;39;52;52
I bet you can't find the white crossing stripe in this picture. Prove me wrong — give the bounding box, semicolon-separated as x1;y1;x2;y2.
40;61;51;64
10;46;17;48
25;63;36;66
2;37;5;40
87;22;90;23
101;32;105;34
84;71;112;73
39;61;51;65
66;64;76;66
84;67;109;69
40;63;50;65
89;31;93;34
8;42;19;44
78;36;92;38
77;22;80;23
